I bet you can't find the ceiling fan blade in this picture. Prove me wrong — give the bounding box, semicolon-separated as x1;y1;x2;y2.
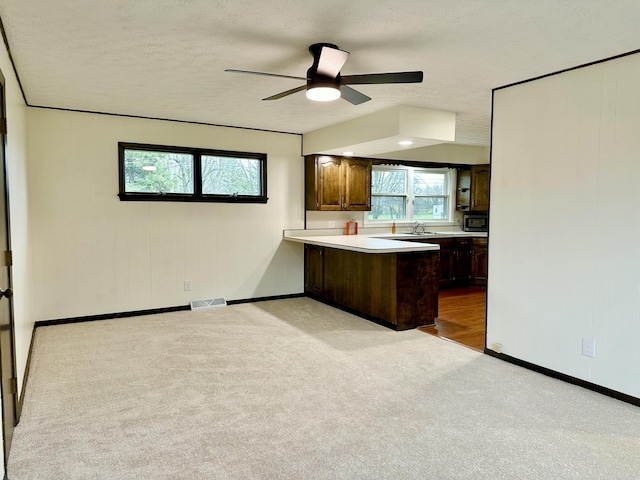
316;46;350;79
340;71;423;85
262;85;307;101
340;85;371;105
225;69;305;81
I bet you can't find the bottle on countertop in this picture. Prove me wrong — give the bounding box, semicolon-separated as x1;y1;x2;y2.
391;221;396;234
346;220;358;235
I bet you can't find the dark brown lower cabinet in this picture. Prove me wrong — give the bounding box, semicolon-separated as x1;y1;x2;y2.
435;239;456;287
304;244;324;295
471;237;488;286
408;237;472;288
455;239;472;284
304;245;439;330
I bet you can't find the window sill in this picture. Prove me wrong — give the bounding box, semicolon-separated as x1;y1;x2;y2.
118;193;268;204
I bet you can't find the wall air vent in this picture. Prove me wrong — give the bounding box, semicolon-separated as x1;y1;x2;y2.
190;298;227;310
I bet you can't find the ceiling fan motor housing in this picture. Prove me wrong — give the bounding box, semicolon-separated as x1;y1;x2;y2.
306;71;341;88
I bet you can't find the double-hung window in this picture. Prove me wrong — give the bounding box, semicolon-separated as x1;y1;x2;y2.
368;165;454;223
118;142;267;203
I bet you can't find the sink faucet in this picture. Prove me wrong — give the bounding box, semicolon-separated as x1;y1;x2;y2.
413;221;425;234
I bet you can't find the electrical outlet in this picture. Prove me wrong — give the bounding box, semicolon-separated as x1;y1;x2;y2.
582;338;595;358
328;221;335;228
184;280;192;291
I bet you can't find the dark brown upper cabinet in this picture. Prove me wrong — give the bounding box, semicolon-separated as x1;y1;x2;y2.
456;168;471;211
305;155;371;211
470;164;490;212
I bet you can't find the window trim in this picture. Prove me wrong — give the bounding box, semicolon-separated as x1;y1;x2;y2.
118;142;268;203
366;164;455;225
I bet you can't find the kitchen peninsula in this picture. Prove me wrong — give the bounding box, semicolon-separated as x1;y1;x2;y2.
284;230;441;330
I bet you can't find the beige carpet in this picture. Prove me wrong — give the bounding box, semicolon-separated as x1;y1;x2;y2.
8;297;640;479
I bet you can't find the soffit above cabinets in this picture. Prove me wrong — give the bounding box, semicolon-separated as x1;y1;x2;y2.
370;143;490;164
302;106;456;157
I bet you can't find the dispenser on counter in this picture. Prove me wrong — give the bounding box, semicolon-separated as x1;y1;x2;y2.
345;221;358;235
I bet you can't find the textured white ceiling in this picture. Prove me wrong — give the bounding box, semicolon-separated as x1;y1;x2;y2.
1;0;640;150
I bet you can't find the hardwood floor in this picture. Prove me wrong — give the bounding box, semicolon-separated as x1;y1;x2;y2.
419;287;486;351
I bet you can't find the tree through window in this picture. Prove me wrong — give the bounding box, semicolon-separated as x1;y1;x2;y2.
118;143;267;203
368;165;453;222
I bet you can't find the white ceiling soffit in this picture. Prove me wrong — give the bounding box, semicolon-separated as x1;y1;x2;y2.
303;106;455;157
370;143;490;164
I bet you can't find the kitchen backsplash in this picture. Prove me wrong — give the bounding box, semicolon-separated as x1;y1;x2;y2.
305;210;464;232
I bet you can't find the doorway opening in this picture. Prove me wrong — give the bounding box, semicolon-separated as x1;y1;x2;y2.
420;287;486;352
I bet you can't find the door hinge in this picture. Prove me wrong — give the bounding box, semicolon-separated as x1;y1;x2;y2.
4;251;12;267
0;118;6;135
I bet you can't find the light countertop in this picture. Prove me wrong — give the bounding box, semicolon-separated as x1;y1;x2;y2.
283;233;438;253
283;229;487;254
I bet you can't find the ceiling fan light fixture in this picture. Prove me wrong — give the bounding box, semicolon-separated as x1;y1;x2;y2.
306;85;341;102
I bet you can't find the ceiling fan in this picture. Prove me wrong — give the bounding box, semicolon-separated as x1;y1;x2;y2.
225;43;423;105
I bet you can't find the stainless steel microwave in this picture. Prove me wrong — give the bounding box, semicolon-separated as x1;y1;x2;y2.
462;213;488;232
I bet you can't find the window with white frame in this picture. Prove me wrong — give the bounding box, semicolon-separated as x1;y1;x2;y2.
367;165;454;222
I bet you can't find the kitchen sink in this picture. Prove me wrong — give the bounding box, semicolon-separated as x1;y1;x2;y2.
374;233;442;240
374;231;470;241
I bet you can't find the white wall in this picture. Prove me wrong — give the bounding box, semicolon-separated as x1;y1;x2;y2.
0;33;32;467
27;109;304;321
488;52;640;398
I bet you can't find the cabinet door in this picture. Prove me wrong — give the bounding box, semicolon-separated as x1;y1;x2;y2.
454;239;471;286
317;157;344;210
344;158;371;211
471;238;488;285
434;239;457;288
456;168;471;211
470;165;490;212
304;244;324;295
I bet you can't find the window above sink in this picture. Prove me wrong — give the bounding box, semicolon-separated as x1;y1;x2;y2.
366;165;455;225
